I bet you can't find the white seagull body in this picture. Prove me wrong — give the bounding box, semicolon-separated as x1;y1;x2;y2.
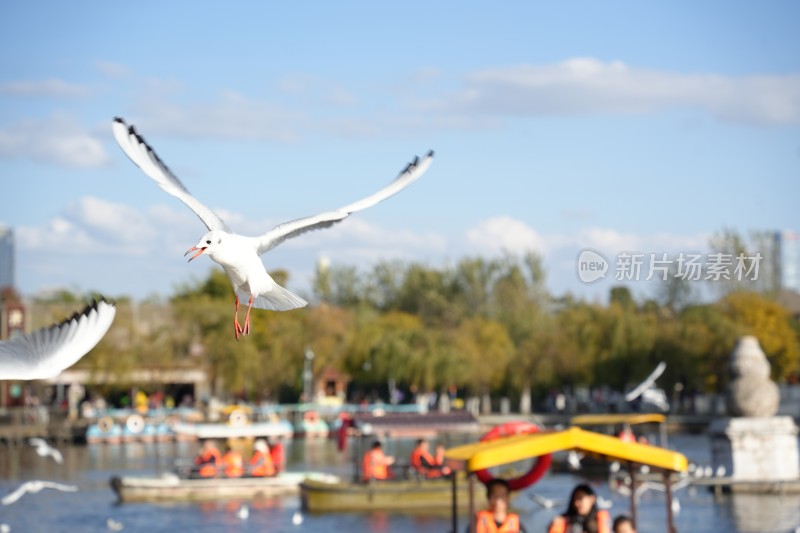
1;481;78;505
112;117;434;339
0;300;116;380
28;438;63;464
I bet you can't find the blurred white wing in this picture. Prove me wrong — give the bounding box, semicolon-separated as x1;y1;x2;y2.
1;482;34;505
256;151;434;255
38;481;78;493
112;117;231;233
0;300;116;380
625;362;666;402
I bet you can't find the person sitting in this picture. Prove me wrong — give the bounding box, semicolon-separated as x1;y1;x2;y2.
249;439;276;477
547;483;610;533
612;515;636;533
267;437;285;473
410;438;451;478
474;478;526;533
362;440;395;482
193;439;222;478
222;444;244;478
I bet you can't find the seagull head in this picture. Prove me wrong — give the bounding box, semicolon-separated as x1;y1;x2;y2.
185;231;223;262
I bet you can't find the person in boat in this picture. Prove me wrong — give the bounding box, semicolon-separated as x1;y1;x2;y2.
474;478;526;533
193;439;222;478
612;515;636;533
547;483;610;533
267;437;285;473
617;424;635;443
362;440;395;482
222;444;244;478
410;438;451;478
248;439;276;477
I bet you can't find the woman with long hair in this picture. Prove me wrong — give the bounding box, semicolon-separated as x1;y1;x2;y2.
547;483;610;533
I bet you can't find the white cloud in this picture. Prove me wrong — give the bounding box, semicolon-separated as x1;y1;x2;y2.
465;216;548;255
424;58;800;126
0;78;92;98
13;198;717;301
0;114;111;168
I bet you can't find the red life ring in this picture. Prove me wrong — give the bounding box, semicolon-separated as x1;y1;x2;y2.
474;421;552;491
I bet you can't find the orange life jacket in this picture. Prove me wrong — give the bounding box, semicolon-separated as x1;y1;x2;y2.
194;447;221;477
222;450;244;478
410;447;444;478
475;510;521;533
270;442;285;473
548;510;610;533
249;450;276;477
362;449;389;480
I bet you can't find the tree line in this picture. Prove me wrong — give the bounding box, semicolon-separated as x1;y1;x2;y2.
20;245;800;409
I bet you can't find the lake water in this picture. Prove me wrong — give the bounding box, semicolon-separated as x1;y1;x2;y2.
1;433;799;532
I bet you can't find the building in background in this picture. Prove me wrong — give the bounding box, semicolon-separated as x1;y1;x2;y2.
0;226;13;290
775;230;800;293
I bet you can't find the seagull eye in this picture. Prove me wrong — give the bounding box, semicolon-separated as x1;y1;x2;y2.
206;240;211;245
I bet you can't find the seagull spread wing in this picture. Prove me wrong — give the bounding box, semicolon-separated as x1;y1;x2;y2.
625;361;667;402
0;300;116;381
38;481;78;493
1;482;33;505
256;151;434;255
112;117;231;233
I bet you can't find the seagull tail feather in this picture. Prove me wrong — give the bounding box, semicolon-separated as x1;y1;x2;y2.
246;286;308;312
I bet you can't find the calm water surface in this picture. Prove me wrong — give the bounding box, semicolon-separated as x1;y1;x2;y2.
1;433;799;533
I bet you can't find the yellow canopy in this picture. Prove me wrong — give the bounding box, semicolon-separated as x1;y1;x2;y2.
444;426;687;473
570;413;666;426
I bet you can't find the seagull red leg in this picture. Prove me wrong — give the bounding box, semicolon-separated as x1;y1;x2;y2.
234;295;244;340
242;295;254;336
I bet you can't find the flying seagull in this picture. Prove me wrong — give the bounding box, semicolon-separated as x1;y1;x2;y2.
624;361;666;402
112;117;434;339
1;481;78;505
28;438;63;464
0;300;116;380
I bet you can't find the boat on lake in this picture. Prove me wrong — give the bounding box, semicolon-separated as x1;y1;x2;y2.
300;476;472;513
111;471;340;503
301;410;481;513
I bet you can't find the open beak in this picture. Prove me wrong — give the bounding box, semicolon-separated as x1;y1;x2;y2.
184;246;206;262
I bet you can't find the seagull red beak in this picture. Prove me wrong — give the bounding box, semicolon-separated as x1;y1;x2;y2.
184;246;206;262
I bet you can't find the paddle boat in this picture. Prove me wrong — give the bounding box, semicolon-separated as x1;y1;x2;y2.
444;425;689;533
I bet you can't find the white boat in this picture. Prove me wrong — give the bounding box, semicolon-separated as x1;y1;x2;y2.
111;471;339;503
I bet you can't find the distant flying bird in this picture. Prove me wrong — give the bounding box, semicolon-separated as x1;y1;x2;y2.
567;450;584;471
106;518;124;531
528;493;558;509
624;362;666;402
0;300;116;380
112;117;434;340
28;438;63;464
1;481;78;505
596;495;613;510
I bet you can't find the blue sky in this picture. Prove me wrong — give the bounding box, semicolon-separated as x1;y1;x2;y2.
1;1;798;304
